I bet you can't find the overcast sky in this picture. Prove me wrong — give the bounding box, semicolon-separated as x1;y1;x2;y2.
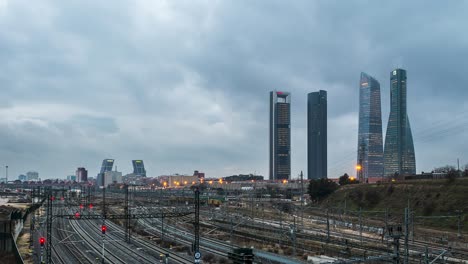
1;1;467;180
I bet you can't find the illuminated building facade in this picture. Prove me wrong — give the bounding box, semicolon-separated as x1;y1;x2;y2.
357;73;384;180
307;90;327;179
269;91;291;181
384;69;416;177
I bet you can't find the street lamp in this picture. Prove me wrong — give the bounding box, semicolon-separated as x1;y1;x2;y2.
356;164;363;183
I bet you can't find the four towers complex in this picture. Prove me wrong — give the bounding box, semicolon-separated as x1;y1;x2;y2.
268;68;416;181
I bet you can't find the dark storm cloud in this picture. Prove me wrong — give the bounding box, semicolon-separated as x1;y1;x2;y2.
0;0;467;179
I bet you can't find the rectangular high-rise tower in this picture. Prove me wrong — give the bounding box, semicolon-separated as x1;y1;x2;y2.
384;69;416;177
76;167;88;182
357;73;384;181
307;91;327;179
269;91;291;181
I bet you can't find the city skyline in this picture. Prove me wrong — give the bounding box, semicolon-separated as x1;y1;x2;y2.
0;2;467;179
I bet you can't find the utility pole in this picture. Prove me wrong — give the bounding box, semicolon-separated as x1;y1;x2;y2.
291;217;296;258
5;165;8;184
384;208;388;242
102;184;106;264
388;224;402;264
411;210;415;243
300;171;304;231
326;208;330;242
359;207;363;245
230;217;233;243
279;209;283;247
194;188;200;258
424;247;429;264
456;210;463;238
404;207;409;264
161;215;165;243
124;184;130;243
46;189;53;264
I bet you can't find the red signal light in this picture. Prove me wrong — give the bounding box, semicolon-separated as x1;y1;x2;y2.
89;204;93;209
74;212;80;218
51;196;55;201
39;237;45;246
79;204;84;209
101;225;107;234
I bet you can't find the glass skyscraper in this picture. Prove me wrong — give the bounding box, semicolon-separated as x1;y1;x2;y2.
97;159;114;186
357;73;383;181
307;90;327;179
384;69;416;177
269;91;291;180
132;160;146;177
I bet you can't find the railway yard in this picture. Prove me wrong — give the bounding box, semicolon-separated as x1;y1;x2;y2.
7;186;468;263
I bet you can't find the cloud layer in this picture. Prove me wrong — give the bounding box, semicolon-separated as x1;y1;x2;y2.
1;1;467;179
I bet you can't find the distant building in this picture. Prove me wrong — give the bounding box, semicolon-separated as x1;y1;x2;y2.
18;175;27;181
132;160;146;177
67;175;77;181
357;73;384;181
96;159;114;187
307;90;327;179
104;171;122;186
383;69;416;177
123;173;145;185
193;170;205;179
26;171;39;181
76;167;88;182
269;91;291;181
224;174;263;182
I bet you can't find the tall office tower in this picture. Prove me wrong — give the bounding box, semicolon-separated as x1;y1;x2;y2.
384;69;416;177
307;90;327;179
269;91;291;181
132;160;146;177
76;167;88;182
97;159;114;186
357;73;384;181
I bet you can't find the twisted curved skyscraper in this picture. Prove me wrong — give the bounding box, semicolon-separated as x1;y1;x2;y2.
357;73;383;180
383;69;416;177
